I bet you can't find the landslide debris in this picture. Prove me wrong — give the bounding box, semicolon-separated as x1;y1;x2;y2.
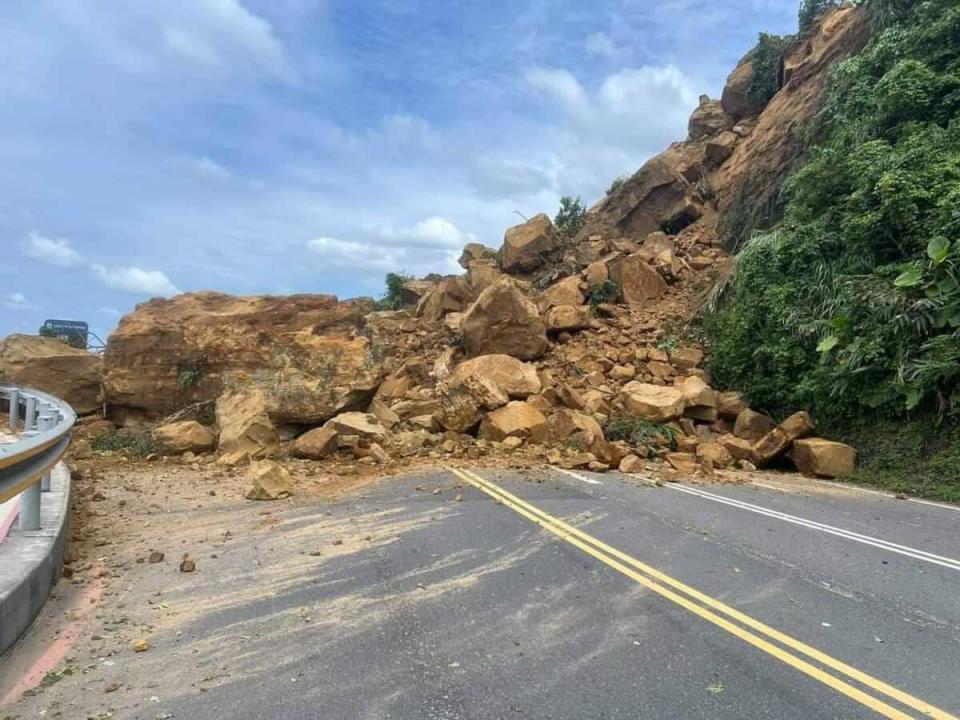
12;7;869;486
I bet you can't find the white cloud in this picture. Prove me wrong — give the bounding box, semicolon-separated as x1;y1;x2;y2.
1;292;31;310
169;155;235;182
164;27;226;69
525;64;697;140
585;32;619;60
305;236;400;272
524;68;588;116
523;63;699;197
469;156;555;199
99;307;122;316
20;232;85;268
305;216;474;279
162;0;296;83
381;217;478;248
91;264;179;296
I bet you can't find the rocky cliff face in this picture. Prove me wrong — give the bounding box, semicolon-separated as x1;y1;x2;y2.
712;5;870;217
577;5;869;253
102;292;382;424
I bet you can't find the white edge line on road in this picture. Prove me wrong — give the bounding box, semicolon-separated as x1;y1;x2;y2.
550;467;603;485
664;483;960;572
812;479;960;514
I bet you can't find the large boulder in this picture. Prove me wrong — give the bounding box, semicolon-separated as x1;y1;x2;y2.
688;95;733;139
448;354;541;399
734;409;776;442
500;214;561;273
706;131;739;165
103;292;381;424
752;411;815;466
153;421;216;455
437;373;508;433
545;305;592;332
415;278;473;321
538;277;584;312
293;426;339;460
0;334;102;415
216;388;279;460
461;279;549;360
478;401;548;443
577;144;705;240
550;409;603;445
790;438;856;478
679;376;716;408
610;255;668;309
720;55;765;120
244;461;292;500
323;412;387;443
619;382;685;422
467;261;502;292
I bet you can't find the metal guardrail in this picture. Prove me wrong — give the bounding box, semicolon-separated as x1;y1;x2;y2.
0;385;75;531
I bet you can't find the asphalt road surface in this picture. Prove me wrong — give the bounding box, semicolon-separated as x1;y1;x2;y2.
2;466;959;719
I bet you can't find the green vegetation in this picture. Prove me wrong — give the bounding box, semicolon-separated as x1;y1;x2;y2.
824;417;960;502
588;280;620;306
373;272;412;311
555;195;587;237
656;335;680;354
177;356;207;391
606;176;628;195
605;416;678;456
707;0;960;497
91;429;159;458
748;33;791;106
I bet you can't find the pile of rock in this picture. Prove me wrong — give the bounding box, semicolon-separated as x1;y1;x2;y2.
21;10;871;489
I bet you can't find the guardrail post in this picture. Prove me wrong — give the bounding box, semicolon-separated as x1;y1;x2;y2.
24;395;38;430
7;388;19;430
39;415;54;492
18;479;41;531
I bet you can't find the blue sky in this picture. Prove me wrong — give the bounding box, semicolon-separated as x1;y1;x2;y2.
0;0;798;342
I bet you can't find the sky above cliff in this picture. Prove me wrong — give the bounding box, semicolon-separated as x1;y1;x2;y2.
0;0;798;342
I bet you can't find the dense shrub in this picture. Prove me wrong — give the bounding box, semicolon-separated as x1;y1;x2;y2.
707;0;960;421
748;33;791;106
555;196;587;237
373;272;412;311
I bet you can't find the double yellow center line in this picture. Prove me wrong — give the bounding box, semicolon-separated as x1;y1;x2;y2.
449;468;955;720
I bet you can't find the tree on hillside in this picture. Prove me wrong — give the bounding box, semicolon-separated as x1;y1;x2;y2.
555;196;587;237
798;0;839;30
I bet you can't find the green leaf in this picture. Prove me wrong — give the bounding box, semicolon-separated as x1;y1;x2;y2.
926;236;951;264
894;266;923;288
817;335;840;352
904;387;921;411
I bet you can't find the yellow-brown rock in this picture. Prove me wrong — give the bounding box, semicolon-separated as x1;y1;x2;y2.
478;401;548;443
0;334;102;415
620;382;685;422
153;421;216;455
448;354;541;399
790;438;856;478
501;214;561;273
461;279;549;360
216;387;279;460
609;255;668;309
244;461;292;500
103;292;381;424
538;277;584;312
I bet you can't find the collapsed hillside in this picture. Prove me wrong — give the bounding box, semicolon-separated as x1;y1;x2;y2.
1;4;890;493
